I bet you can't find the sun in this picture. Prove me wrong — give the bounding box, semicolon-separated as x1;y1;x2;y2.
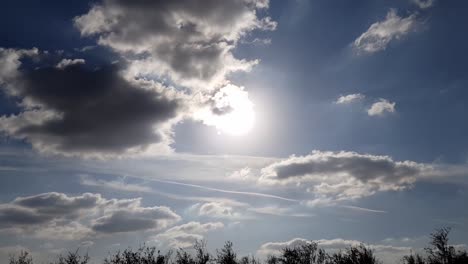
215;99;255;136
196;84;255;136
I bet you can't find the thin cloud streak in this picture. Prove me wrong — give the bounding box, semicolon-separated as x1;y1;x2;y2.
340;205;388;214
149;178;299;202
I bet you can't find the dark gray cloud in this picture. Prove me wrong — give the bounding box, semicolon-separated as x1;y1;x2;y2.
0;193;101;229
0;0;277;156
259;151;431;204
75;0;276;89
271;153;419;182
0;59;182;157
0;192;180;239
13;192;100;216
92;206;180;233
0;206;49;226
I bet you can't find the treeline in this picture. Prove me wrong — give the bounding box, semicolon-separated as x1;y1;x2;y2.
8;228;468;264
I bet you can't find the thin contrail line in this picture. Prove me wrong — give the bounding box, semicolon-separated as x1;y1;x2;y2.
149;178;299;202
340;205;387;214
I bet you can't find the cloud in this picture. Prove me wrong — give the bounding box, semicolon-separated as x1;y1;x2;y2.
258;150;431;204
411;0;436;9
192;202;241;219
74;0;276;90
354;9;418;53
256;238;412;263
0;55;183;158
247;206;314;218
72;0;277;137
340;205;387;214
79;175;152;193
55;58;85;69
367;99;396;116
193;84;255;135
335;94;365;104
92;205;180;234
190;200;310;220
0;0;277;156
152;221;224;248
0;192;180;240
0;47;38;87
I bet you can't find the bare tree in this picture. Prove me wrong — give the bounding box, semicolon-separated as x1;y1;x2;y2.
9;251;33;264
328;244;379;264
105;245;171;264
216;242;237;264
54;250;90;264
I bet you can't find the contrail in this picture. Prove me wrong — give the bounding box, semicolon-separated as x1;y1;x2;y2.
340;205;387;214
150;178;299;202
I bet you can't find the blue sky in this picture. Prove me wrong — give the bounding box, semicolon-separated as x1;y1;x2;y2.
0;1;467;264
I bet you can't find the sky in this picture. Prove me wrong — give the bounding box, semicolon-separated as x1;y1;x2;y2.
0;0;467;264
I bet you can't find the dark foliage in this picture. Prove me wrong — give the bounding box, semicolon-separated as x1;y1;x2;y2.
54;250;90;264
6;228;467;264
9;251;33;264
402;228;468;264
277;242;328;264
328;245;379;264
104;245;171;264
175;241;211;264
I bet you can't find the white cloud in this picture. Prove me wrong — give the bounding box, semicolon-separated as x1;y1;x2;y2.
0;47;38;88
411;0;436;9
79;175;152;193
367;99;396;116
192;202;242;219
335;93;365;104
55;58;85;69
152;221;224;248
354;9;418;53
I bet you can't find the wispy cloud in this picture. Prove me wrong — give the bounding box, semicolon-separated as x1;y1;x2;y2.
367;99;396;116
411;0;436;9
80;175;152;193
354;9;419;54
335;94;365;104
340;205;388;214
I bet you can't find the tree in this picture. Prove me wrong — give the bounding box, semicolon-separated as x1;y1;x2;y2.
175;241;211;264
402;253;425;264
402;227;468;264
55;250;90;264
104;245;171;264
278;242;327;264
329;245;379;264
216;242;237;264
9;251;33;264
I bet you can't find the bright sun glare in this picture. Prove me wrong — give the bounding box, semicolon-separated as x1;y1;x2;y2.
197;84;255;136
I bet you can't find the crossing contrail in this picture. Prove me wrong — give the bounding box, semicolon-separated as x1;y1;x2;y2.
149;178;299;202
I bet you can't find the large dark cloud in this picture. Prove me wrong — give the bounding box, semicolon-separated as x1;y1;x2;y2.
13;192;100;216
75;0;275;89
0;193;101;229
0;192;180;239
258;151;431;204
0;58;182;157
92;206;180;233
0;0;276;157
